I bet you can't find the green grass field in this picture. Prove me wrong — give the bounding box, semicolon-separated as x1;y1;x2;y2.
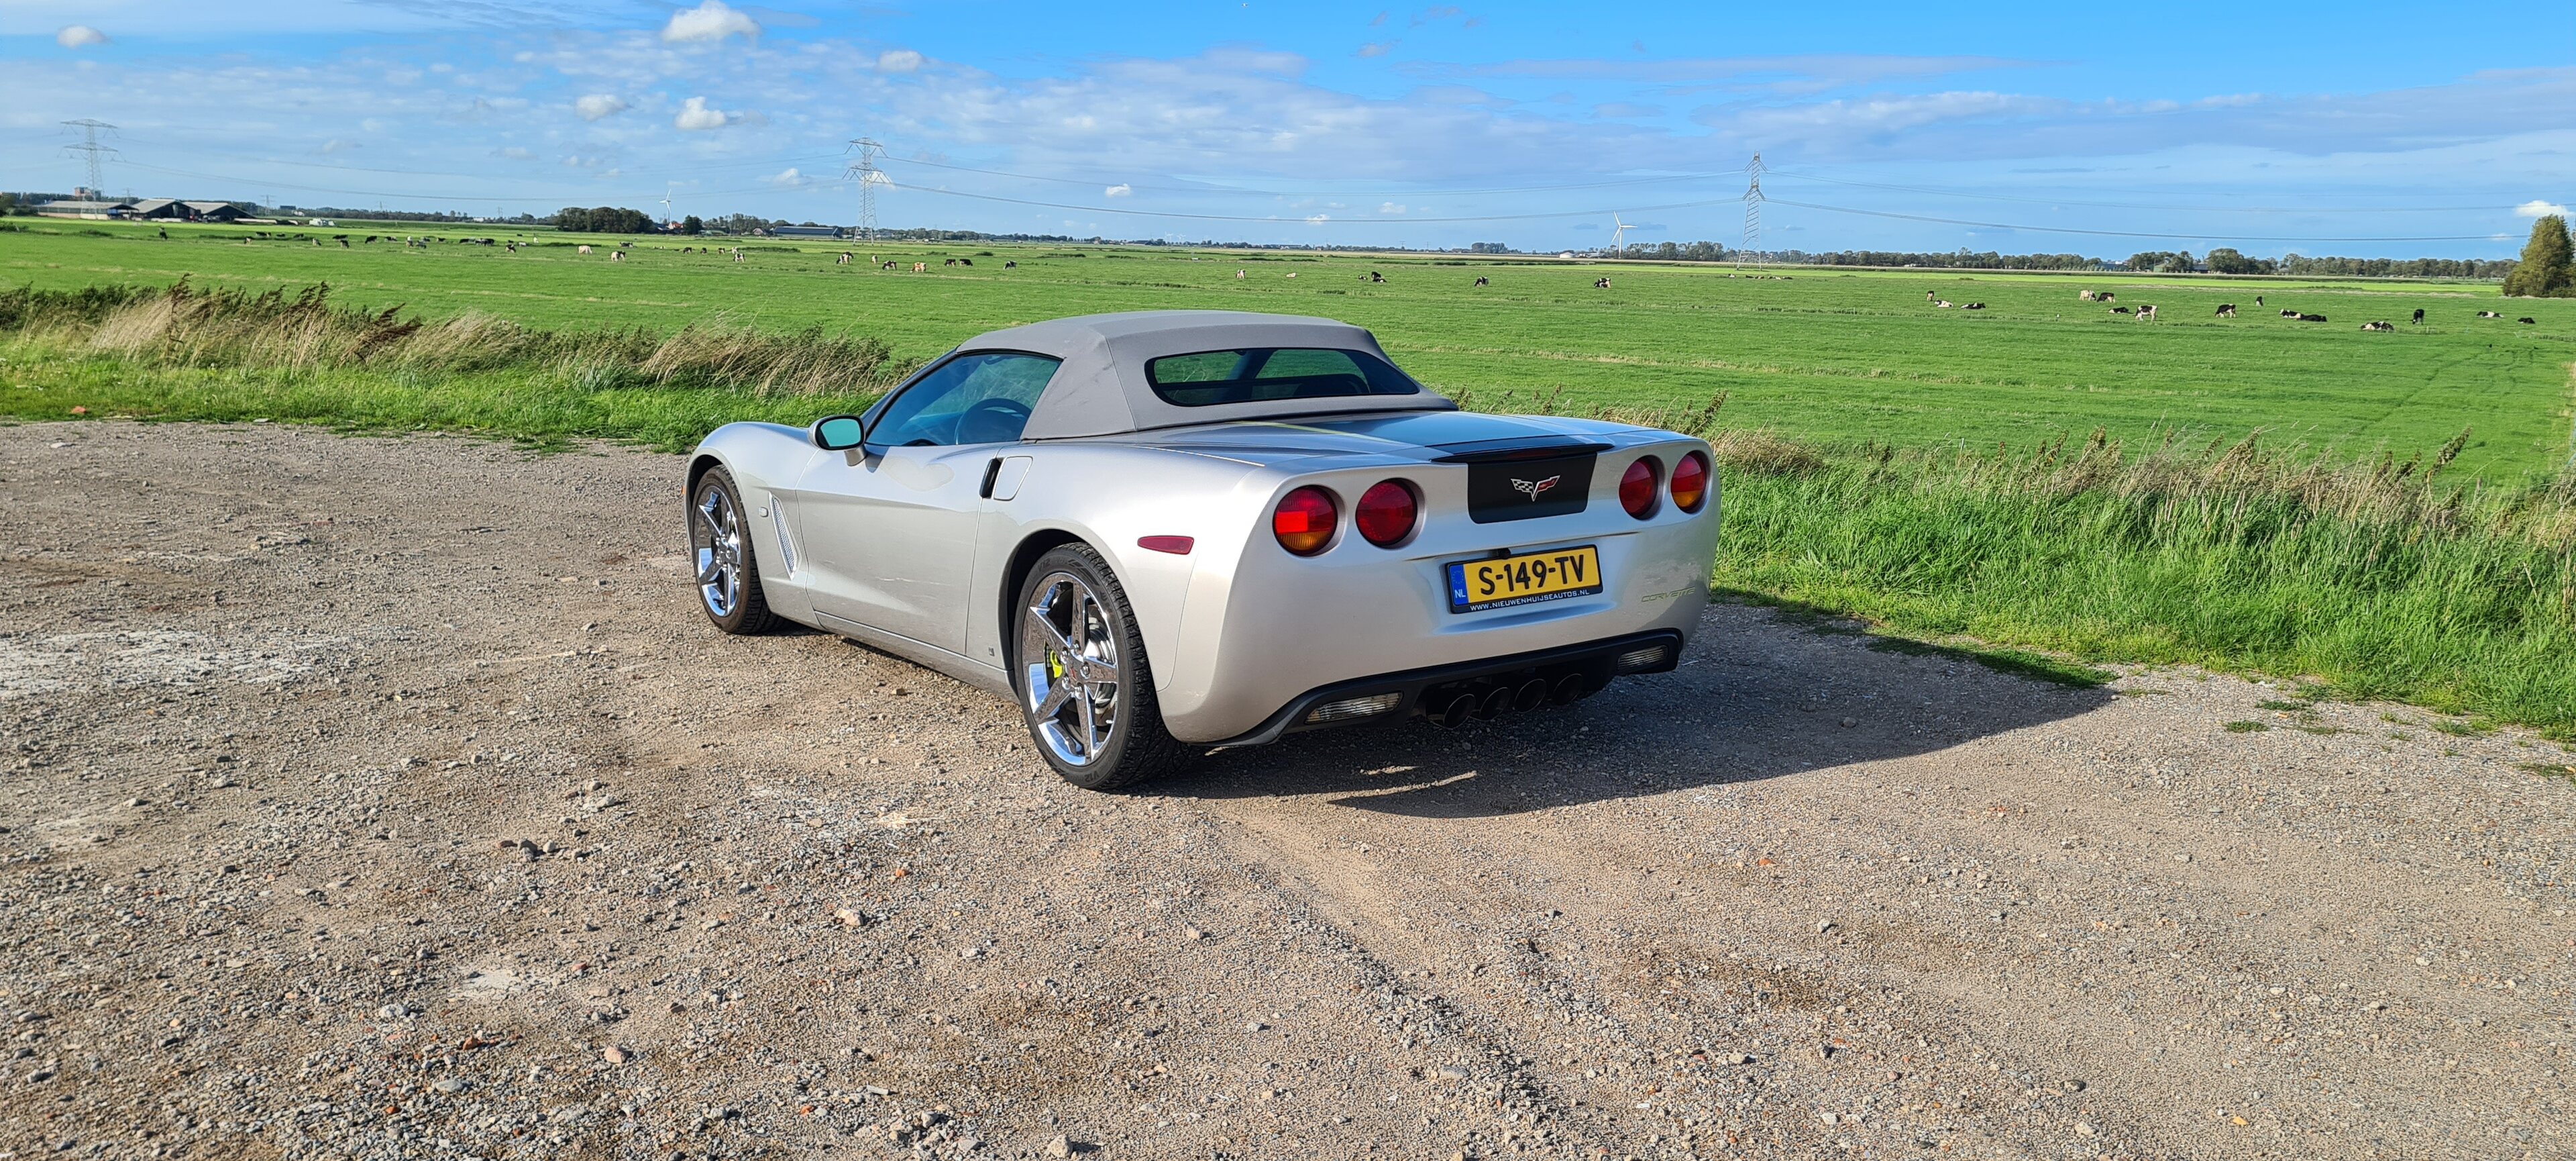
7;219;2571;477
5;219;2573;739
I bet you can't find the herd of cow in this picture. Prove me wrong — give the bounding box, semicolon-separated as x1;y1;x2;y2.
1978;287;2545;330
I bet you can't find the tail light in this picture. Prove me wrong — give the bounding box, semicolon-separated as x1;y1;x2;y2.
1272;486;1338;555
1354;480;1419;547
1618;458;1660;519
1670;451;1711;513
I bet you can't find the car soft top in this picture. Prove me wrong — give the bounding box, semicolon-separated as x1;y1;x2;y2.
965;310;1460;440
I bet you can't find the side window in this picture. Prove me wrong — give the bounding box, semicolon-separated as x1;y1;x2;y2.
868;352;1061;447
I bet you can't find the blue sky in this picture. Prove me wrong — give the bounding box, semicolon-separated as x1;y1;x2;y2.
3;0;2571;255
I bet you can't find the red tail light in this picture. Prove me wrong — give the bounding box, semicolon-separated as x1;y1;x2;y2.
1619;458;1660;519
1272;486;1338;555
1354;480;1419;547
1670;451;1711;512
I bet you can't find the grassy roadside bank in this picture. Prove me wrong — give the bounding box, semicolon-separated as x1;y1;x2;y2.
0;281;900;448
6;282;2572;739
1713;434;2575;736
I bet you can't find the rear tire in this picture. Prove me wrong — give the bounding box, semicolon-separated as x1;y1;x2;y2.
1013;544;1194;791
689;466;780;636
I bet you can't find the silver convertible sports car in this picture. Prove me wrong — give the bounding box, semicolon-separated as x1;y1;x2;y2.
686;311;1720;789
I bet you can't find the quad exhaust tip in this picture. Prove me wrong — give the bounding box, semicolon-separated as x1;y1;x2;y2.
1426;671;1593;727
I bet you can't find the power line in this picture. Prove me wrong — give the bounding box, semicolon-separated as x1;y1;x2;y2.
115;160;806;205
895;183;1756;223
1759;197;2504;244
892;182;2510;242
1764;168;2527;215
893;156;1749;199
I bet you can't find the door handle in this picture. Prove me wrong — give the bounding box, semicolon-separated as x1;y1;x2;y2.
978;457;1004;499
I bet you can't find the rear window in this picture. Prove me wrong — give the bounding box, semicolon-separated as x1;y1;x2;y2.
1143;347;1422;407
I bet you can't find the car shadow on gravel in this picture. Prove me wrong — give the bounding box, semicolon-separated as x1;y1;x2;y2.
1150;604;2118;817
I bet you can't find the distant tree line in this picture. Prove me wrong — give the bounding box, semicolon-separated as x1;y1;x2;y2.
1790;248;2102;270
272;206;484;223
2267;251;2514;279
554;206;659;234
1602;242;2102;269
1611;242;1742;262
1581;240;2518;279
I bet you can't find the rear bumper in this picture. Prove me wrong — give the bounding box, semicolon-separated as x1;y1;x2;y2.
1208;628;1684;748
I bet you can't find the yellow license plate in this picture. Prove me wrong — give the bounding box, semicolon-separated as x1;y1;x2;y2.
1446;545;1603;613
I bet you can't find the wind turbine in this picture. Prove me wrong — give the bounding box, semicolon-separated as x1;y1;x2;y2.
660;183;676;227
1609;214;1635;254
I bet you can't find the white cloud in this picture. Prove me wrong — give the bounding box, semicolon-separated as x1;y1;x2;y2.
1379;201;1406;214
496;146;534;160
1357;42;1395;58
877;49;923;73
2515;199;2569;218
574;93;628;120
1104;183;1132;198
1305;213;1331;225
673;95;736;131
56;24;108;48
318;138;360;153
662;0;759;44
768;167;808;187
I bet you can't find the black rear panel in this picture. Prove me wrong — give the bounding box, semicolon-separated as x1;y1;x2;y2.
1465;452;1595;523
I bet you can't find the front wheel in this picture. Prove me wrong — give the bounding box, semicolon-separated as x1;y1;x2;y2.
689;466;780;635
1014;545;1193;791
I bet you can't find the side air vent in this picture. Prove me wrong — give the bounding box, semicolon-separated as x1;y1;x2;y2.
769;498;798;574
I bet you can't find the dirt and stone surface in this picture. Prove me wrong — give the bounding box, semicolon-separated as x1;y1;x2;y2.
3;420;2573;1161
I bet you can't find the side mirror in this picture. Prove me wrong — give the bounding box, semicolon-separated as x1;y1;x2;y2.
811;415;866;451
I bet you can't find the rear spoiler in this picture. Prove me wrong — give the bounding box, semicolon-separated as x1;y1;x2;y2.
1429;437;1616;464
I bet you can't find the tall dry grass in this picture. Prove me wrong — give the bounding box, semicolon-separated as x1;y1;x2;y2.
1;280;902;397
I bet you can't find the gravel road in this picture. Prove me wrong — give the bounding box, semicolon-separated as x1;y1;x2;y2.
3;421;2573;1161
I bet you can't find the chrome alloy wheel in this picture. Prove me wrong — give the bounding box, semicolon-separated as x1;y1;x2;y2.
1020;571;1121;766
692;485;747;619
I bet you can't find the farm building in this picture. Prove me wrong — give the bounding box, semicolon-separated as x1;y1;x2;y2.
767;225;847;239
126;198;250;222
34;197;131;219
34;195;252;221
